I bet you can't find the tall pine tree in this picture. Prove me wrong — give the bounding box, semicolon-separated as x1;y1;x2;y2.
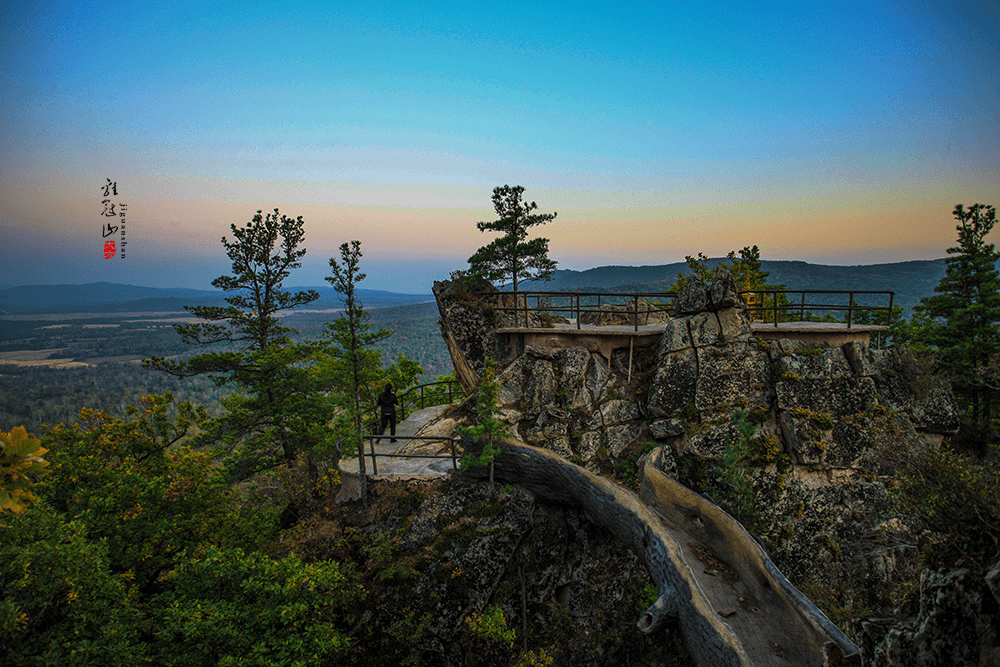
322;240;390;506
919;203;1000;432
467;185;557;294
145;208;323;479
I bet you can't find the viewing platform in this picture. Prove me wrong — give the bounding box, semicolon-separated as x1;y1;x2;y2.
492;288;895;358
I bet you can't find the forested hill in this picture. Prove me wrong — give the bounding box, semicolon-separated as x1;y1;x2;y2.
520;258;951;313
0;282;433;314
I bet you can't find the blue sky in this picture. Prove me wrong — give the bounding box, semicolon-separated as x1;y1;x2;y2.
2;0;998;293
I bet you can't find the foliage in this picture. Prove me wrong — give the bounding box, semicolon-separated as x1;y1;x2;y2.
917;203;1000;433
467;185;558;292
151;546;358;666
465;603;516;649
849;305;911;349
884;442;1000;568
0;359;229;434
321;240;392;504
1;502;148;666
403;372;463;412
458;358;506;483
145;208;326;479
670;246;790;322
671;246;771;292
716;409;765;532
617;441;659;489
0;426;49;513
39;394;266;593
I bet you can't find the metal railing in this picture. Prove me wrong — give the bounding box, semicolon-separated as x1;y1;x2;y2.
739;289;895;328
359;379;464;434
359;434;462;475
490;291;676;332
397;379;464;420
487;289;896;331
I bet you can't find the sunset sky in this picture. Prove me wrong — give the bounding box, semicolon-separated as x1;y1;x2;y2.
2;0;998;294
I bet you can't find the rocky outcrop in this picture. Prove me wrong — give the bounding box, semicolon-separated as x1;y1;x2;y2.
859;563;1000;666
459;438;748;666
434;269;967;666
579;298;671;326
432;278;515;393
458;437;862;666
348;478;686;666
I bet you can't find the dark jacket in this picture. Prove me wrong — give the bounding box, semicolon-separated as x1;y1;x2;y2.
377;386;398;415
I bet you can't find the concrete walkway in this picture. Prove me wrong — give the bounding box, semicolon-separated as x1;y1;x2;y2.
338;404;458;478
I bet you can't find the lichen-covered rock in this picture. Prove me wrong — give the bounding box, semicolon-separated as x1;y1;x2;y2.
525;406;573;458
521;356;557;415
761;471;914;626
497;346;607;418
579;303;630;325
694;340;772;413
650;419;686;440
776;376;879;417
709;271;743;310
773;347;853;381
867;349;960;433
401;484;535;646
433;278;513;393
860;566;1000;667
673;279;712;315
716;306;753;342
688;311;724;348
657;317;694;357
684;419;738;458
587;399;643;457
647;347;698;417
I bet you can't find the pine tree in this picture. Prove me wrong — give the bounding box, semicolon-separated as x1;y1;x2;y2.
458;357;506;484
918;203;1000;431
467;185;558;294
145;209;323;479
322;240;390;505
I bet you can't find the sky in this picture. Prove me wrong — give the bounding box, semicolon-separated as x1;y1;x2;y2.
2;0;998;295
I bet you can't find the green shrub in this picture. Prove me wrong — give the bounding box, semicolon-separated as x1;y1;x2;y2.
890;444;1000;568
152;547;358;666
466;604;516;649
1;503;147;666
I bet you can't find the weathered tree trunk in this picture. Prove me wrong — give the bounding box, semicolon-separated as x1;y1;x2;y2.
459;437;747;667
459;437;861;667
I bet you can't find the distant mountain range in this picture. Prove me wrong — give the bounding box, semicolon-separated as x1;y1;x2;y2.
0;282;433;315
519;258;952;313
0;258;962;317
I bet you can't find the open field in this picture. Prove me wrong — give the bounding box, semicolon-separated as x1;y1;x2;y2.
0;300;452;434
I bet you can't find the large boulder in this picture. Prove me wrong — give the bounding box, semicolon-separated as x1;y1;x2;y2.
433;278;511;393
866;349;960;434
673;280;712;316
625;297;672;325
672;272;745;316
579;303;630;326
859;565;1000;667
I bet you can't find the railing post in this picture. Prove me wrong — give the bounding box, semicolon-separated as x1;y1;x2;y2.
887;292;894;327
847;292;854;328
576;294;581;329
451;437;458;469
773;290;779;327
800;292;805;321
369;436;378;476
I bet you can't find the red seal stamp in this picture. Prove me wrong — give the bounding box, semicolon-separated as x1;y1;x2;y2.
104;240;116;259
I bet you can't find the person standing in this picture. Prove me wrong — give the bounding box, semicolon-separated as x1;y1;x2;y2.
376;383;398;443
